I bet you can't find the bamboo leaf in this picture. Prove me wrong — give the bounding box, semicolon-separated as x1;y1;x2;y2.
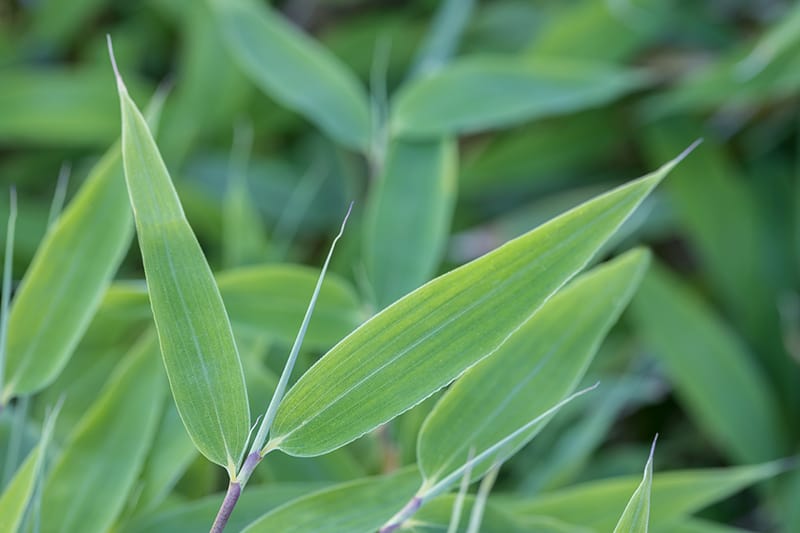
209;0;371;150
364;137;457;309
41;332;164;533
392;57;647;139
0;92;167;400
110;42;250;473
268;147;693;458
629;261;787;463
496;461;787;531
241;469;421;533
0;402;59;533
417;248;650;485
613;436;657;533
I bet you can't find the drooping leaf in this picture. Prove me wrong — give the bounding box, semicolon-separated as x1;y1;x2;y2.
268;148;692;458
241;468;421;533
40;332;164;533
111;47;250;473
209;0;371;150
629;261;787;463
418;248;650;485
392;56;647;139
495;461;787;531
0;402;59;533
363;137;457;309
613;437;657;533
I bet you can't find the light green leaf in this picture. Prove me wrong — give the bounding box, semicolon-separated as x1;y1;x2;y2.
613;437;657;533
392;56;647;139
364;137;457;309
41;332;164;533
242;468;421;533
658;517;752;533
629;261;787;463
218;265;364;349
269;148;691;457
0;402;59;533
496;461;787;531
418;248;650;485
210;0;371;150
2;135;139;401
111;46;250;473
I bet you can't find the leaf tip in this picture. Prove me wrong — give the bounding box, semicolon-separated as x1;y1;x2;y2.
106;34;125;90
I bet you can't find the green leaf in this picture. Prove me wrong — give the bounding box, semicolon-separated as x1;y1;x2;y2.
0;67;148;147
392;56;647;139
364;137;457;309
241;468;421;533
659;518;752;533
0;403;59;533
210;0;371;150
418;248;650;485
496;461;787;531
629;261;787;462
613;437;657;533
110;45;250;473
268;148;691;457
218;265;364;350
409;0;476;78
41;332;164;533
2;135;139;401
122;482;329;533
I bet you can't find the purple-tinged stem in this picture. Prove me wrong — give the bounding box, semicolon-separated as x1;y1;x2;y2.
209;481;241;533
209;452;263;533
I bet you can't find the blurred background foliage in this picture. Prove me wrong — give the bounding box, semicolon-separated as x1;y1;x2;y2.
0;0;799;531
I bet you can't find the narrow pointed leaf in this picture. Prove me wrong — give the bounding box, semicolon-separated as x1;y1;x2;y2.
418;248;650;485
409;0;476;78
41;332;164;533
210;0;371;150
496;461;787;531
111;51;250;472
2;145;133;401
392;57;647;139
269;150;690;457
613;437;657;533
242;469;421;533
364;137;457;309
0;404;58;533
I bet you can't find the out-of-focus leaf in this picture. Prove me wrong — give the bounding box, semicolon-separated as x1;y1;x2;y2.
210;0;371;150
242;468;420;533
219;265;364;349
0;404;58;533
158;1;251;167
132;402;196;514
418;249;650;484
41;332;164;533
364;137;457;309
25;0;106;48
613;438;656;533
2;140;136;402
0;67;148;147
113;55;250;473
526;0;665;63
392;57;647;139
630;261;787;463
122;482;328;533
409;0;475;78
496;461;787;531
268;151;688;457
659;518;751;533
